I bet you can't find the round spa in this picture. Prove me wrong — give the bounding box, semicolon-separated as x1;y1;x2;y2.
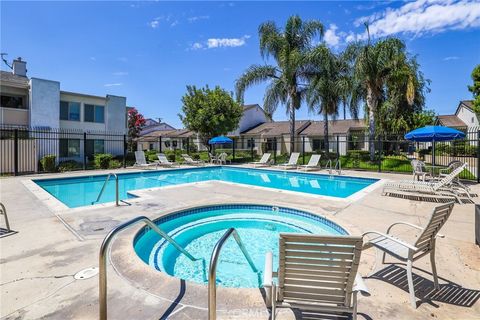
134;204;348;288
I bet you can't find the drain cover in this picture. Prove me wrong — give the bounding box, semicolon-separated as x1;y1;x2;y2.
74;267;99;280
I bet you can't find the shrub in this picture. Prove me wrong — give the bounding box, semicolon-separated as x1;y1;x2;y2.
167;153;176;162
94;153;113;169
192;154;201;160
145;149;158;162
108;159;122;169
40;154;56;172
57;160;82;172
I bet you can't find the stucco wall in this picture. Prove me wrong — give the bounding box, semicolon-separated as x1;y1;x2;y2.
29;78;60;128
106;95;127;134
457;105;479;129
229;106;267;136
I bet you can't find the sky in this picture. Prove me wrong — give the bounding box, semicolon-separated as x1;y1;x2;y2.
1;0;479;128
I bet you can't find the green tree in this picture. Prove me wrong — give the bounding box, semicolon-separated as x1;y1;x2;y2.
127;107;146;152
179;85;243;150
349;24;424;160
307;45;353;152
236;15;324;153
468;64;480;114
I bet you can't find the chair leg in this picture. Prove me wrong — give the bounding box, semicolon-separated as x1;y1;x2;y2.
352;292;358;320
430;248;439;290
271;285;277;320
406;259;417;308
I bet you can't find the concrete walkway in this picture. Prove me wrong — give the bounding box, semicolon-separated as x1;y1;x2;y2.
1;167;479;320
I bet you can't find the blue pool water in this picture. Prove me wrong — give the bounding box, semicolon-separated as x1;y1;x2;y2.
34;166;378;208
134;204;347;288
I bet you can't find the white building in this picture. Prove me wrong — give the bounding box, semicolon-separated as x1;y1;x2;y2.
436;100;479;131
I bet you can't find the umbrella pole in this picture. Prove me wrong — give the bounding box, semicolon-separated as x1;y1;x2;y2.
432;140;435;167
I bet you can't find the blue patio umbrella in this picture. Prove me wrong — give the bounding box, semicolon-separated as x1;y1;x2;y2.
208;136;233;145
404;126;465;166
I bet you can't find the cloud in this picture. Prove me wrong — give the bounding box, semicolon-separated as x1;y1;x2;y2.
150;18;160;29
324;24;340;47
113;71;128;76
443;56;460;61
191;35;250;50
355;0;480;39
149;15;177;29
104;83;123;87
188;15;209;22
170;20;179;27
89;56;96;61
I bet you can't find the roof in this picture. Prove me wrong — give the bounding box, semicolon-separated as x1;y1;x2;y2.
241;120;311;136
300;119;367;135
136;129;195;141
0;70;29;88
457;100;474;113
242;104;260;111
436;115;467;128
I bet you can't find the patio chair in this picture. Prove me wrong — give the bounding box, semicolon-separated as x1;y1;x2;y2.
250;153;272;168
383;163;471;203
276;152;300;170
411;160;432;181
297;154;321;171
156;153;179;167
134;151;159;169
181;154;205;166
362;202;454;308
264;234;369;320
209;153;219;164
217;152;231;165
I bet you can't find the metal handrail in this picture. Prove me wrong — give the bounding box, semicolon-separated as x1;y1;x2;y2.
0;203;11;232
99;215;203;320
93;173;119;206
335;159;342;175
325;159;333;174
208;228;259;320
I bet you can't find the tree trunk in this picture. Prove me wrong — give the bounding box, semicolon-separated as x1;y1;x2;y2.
366;87;378;161
289;100;296;154
323;111;329;154
343;100;347;120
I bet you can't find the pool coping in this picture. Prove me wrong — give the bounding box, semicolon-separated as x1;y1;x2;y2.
22;165;385;213
108;201;372;312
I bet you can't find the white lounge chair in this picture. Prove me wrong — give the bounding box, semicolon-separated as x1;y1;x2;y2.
362;202;454;308
134;151;159;169
383;163;471;203
156;153;178;167
276;152;300;170
264;234;369;320
297;154;321;171
181;154;205;166
250;153;271;168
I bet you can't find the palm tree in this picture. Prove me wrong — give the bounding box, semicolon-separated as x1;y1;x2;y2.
349;25;415;161
307;45;351;153
236;15;324;153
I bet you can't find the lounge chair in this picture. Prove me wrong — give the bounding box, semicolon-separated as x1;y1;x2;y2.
411;159;432;181
134;151;159;169
156;153;178;167
250;153;271;168
276;152;300;170
181;154;205;166
383;163;471;202
362;202;454;308
297;154;321;171
264;234;369;320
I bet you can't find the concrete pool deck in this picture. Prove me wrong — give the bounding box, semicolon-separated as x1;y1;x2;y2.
1;166;479;319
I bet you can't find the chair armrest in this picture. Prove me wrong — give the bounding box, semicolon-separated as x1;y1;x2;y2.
386;221;424;234
263;251;273;288
362;231;419;251
353;274;370;297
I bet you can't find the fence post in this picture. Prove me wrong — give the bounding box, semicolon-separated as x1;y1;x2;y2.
123;134;127;168
159;136;162;153
302;136;305;165
336;136;340;159
378;137;382;173
250;138;254;162
477;130;480;183
232;137;235;162
83;132;87;170
273;137;277;164
186;138;190;155
13;129;18;176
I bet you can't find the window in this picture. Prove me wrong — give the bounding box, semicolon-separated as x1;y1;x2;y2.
312;139;325;151
149;143;154;150
472;117;475;124
1;95;26;109
60;101;80;121
85;139;105;157
247;139;255;148
59;139;80;157
84;104;105;123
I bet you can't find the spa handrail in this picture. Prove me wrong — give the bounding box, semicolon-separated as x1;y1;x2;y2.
335;159;342;175
208;228;259;320
93;173;119;206
99;215;202;320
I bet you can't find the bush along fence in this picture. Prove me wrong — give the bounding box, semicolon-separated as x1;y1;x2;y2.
2;125;479;182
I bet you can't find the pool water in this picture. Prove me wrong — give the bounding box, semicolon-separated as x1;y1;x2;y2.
134;204;347;288
34;167;378;208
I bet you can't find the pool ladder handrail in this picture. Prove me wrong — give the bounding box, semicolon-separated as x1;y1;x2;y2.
99;215;203;320
208;228;259;320
93;173;119;206
325;159;333;174
0;202;11;232
335;158;342;175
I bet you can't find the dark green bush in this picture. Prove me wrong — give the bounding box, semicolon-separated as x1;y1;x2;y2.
108;159;122;169
94;153;113;169
40;154;56;172
57;160;82;172
167;153;176;162
192;154;201;160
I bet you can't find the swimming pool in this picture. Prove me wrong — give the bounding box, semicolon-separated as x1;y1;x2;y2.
133;204;347;288
34;166;378;208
